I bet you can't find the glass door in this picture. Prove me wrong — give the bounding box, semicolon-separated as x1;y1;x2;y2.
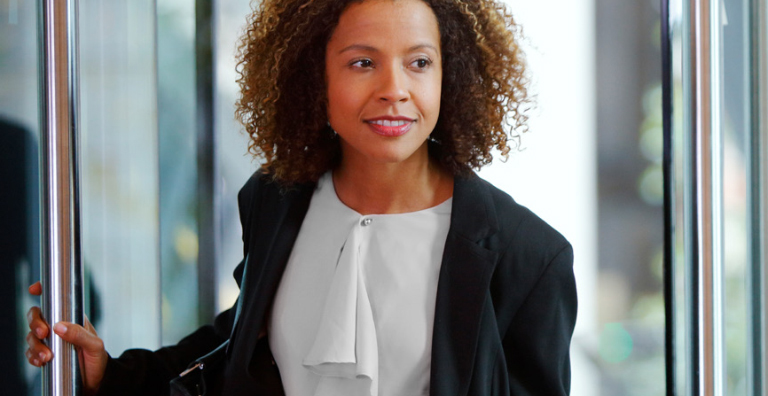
0;1;200;394
666;0;768;394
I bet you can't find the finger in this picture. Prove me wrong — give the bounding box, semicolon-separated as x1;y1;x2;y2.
53;322;104;354
27;306;50;339
28;281;42;296
26;349;43;367
26;331;53;365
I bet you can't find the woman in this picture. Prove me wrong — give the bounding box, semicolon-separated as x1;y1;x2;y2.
26;0;577;395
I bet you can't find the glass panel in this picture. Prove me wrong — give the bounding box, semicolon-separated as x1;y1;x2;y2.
720;0;750;393
156;0;201;345
78;1;161;354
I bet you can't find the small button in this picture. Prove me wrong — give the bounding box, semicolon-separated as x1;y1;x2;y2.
361;218;373;226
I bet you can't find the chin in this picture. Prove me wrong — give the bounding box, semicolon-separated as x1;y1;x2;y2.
373;143;429;164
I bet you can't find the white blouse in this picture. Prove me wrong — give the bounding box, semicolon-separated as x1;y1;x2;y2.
268;172;452;396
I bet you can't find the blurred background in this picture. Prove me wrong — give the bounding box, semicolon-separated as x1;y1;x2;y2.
0;0;763;395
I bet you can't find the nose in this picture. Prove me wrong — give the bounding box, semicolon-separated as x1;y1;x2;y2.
377;65;409;103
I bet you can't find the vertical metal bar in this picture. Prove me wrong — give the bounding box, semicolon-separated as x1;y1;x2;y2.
39;0;84;395
195;0;217;324
688;0;725;394
747;0;768;393
681;3;696;394
661;0;676;393
761;26;768;396
708;1;725;394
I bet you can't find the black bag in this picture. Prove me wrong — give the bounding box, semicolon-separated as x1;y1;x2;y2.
169;340;229;396
170;257;248;396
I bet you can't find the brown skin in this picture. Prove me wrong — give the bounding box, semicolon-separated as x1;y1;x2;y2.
25;282;107;395
326;0;453;214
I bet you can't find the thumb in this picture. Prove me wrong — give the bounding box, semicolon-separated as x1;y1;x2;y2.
52;322;104;355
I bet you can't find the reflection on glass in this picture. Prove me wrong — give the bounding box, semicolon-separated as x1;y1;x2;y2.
78;1;161;354
1;2;44;395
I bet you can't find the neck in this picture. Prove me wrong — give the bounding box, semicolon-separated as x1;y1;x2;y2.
332;150;453;215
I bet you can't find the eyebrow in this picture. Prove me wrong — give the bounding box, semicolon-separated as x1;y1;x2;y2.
337;43;439;54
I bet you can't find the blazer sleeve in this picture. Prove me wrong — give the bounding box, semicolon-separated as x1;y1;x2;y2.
95;323;229;396
95;171;265;396
503;243;577;395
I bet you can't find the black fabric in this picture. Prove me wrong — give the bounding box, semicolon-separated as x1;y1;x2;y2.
97;170;577;396
169;341;229;396
97;325;228;396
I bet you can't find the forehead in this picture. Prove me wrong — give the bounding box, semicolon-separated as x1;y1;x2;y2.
327;0;441;50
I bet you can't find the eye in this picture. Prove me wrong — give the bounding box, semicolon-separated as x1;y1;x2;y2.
350;59;374;68
411;58;432;69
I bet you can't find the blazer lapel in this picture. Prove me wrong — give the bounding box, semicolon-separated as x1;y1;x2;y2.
230;180;315;367
430;174;500;396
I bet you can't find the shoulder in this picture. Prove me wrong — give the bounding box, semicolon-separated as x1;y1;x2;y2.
459;175;576;328
237;169;273;229
237;168;278;207
236;168;315;222
455;174;573;296
455;173;570;258
488;179;570;259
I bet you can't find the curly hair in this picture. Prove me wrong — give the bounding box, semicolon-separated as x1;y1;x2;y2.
235;0;529;184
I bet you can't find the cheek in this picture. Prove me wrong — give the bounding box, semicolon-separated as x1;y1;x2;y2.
325;67;344;120
326;80;347;121
327;89;352;124
424;77;442;119
327;79;368;123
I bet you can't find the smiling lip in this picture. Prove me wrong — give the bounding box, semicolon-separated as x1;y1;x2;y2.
365;116;416;137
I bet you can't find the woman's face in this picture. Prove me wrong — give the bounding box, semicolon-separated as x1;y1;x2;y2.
325;0;442;167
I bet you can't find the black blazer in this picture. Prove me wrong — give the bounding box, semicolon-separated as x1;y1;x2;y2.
97;170;577;396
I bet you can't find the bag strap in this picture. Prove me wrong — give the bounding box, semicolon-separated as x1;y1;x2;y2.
225;253;249;353
232;256;247;332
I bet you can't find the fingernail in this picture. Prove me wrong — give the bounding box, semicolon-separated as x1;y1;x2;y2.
53;323;66;334
39;352;46;360
36;328;45;338
33;359;40;366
